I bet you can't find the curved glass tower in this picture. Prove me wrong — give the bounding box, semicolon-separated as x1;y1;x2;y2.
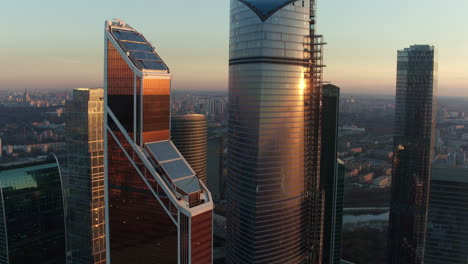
171;114;208;185
227;1;324;263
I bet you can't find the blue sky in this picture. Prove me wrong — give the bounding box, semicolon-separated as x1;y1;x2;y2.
1;0;467;95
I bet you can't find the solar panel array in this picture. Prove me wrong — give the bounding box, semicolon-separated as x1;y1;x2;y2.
111;29;169;71
145;140;201;195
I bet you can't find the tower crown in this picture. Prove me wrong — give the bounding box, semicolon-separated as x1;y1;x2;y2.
239;0;299;21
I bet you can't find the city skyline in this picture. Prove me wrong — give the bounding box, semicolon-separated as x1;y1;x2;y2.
2;0;468;96
226;1;325;262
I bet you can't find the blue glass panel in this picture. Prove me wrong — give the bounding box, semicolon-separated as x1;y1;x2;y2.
160;159;194;180
131;52;160;61
113;30;146;43
240;0;298;21
141;61;168;70
120;41;153;52
145;141;180;162
174;177;201;194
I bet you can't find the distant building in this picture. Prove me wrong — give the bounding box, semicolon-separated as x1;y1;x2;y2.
321;84;344;264
425;153;468;264
65;88;105;264
207;135;225;201
389;45;438;264
24;88;31;106
171;114;208;185
360;172;375;184
370;175;392;188
0;157;66;263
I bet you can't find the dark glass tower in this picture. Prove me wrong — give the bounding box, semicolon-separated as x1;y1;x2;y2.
0;157;66;263
321;84;343;264
66;88;106;264
104;20;213;264
389;45;437;264
171;114;208;185
425;154;468;264
207;135;225;201
227;1;325;263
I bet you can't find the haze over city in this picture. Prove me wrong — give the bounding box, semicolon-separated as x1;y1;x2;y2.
1;0;467;95
2;0;468;263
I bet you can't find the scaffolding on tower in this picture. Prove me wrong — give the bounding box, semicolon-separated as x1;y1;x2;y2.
304;0;326;263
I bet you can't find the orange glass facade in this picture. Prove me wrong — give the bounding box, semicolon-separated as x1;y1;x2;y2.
142;78;171;143
104;20;213;264
66;88;106;264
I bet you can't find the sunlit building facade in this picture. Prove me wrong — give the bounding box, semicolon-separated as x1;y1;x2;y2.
227;1;325;263
66;88;106;264
0;157;66;263
389;45;437;264
171;114;208;185
104;20;213;264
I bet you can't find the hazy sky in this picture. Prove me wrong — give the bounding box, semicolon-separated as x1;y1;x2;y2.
1;0;467;96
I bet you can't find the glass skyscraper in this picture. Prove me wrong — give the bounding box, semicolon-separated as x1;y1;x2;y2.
425;154;468;264
321;84;344;264
389;45;438;264
171;114;208;185
104;20;213;264
66;88;105;264
207;135;225;201
227;1;325;263
0;157;66;263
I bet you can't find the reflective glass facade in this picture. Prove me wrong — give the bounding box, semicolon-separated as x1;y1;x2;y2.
207;135;225;201
0;158;66;263
227;1;323;263
104;20;213;264
171;114;208;185
389;45;437;264
321;85;343;264
66;88;106;264
425;156;468;264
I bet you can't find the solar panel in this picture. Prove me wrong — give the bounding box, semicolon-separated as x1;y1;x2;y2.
144;140;202;194
141;61;167;70
160;159;194;181
174;177;201;195
110;28;169;71
113;30;146;43
145;141;180;162
120;41;153;52
131;52;161;61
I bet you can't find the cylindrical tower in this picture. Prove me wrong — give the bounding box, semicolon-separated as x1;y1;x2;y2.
171;114;208;185
227;1;320;263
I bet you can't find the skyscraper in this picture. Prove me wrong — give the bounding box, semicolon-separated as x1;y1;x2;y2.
227;1;325;263
389;45;437;264
425;153;468;264
104;20;213;264
171;114;208;185
321;84;344;264
207;135;225;201
66;88;105;264
24;88;31;106
0;156;66;263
